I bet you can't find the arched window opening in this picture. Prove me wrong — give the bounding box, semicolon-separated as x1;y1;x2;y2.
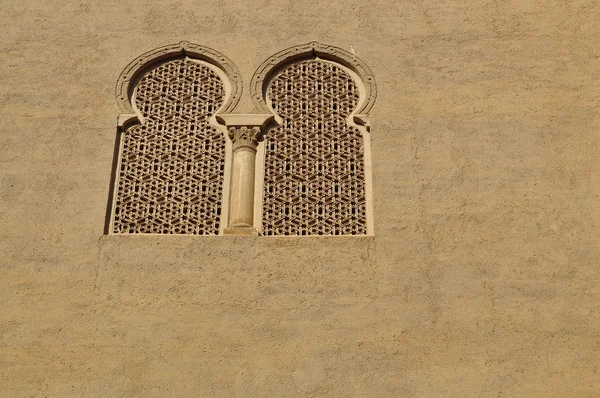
111;58;227;234
262;59;369;236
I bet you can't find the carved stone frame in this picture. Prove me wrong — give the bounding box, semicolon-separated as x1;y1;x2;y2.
106;42;242;235
250;42;377;236
115;41;242;114
250;41;376;116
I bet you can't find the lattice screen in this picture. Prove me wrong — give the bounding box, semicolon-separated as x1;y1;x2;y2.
112;59;226;234
263;60;367;235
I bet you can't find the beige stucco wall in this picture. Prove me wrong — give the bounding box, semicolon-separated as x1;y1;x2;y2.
1;0;599;396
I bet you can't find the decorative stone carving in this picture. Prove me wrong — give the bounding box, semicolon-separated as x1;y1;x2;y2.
228;126;261;151
260;58;372;236
217;114;275;236
109;42;375;237
115;42;242;114
111;58;228;235
250;42;377;115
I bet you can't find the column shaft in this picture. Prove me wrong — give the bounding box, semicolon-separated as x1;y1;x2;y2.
224;125;261;235
228;147;256;227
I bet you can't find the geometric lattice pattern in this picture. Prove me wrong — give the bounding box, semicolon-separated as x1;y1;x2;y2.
263;60;367;235
112;59;226;234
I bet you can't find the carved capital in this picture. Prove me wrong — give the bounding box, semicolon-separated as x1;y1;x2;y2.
217;113;278;151
228;126;262;151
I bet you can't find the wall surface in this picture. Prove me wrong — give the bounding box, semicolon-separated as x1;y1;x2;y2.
1;0;599;396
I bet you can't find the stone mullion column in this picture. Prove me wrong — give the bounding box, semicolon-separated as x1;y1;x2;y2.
218;114;275;236
227;126;260;233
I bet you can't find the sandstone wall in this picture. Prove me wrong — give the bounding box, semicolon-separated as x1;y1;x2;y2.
1;0;599;396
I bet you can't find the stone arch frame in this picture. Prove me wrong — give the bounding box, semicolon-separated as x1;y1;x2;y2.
250;42;376;116
106;42;242;235
250;42;377;236
116;41;242;115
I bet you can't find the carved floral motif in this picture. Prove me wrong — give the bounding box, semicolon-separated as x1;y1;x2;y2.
228;126;262;151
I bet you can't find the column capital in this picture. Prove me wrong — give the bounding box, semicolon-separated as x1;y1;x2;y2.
228;126;261;151
217;113;279;152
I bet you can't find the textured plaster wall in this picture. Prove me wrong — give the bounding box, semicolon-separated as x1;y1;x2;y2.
1;0;599;396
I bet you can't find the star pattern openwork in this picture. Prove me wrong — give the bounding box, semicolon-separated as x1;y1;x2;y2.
262;60;367;235
112;59;226;234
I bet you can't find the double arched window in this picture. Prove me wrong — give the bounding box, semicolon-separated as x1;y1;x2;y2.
108;42;376;236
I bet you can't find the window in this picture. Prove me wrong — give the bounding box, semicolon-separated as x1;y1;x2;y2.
112;58;227;234
108;42;375;236
262;59;367;235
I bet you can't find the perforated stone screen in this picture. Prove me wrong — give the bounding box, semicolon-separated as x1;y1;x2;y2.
112;59;226;234
262;60;367;235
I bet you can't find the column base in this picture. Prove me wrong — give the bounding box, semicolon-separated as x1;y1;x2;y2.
223;227;260;236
